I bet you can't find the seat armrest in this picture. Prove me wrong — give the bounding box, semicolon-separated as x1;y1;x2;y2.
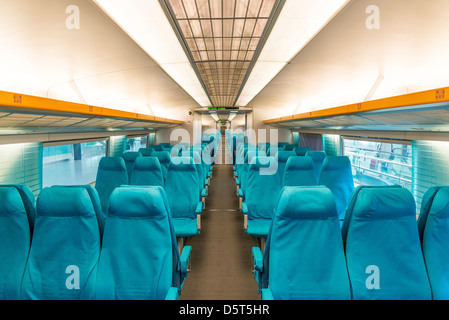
196;201;204;214
201;188;207;197
179;245;192;274
252;247;263;272
241;202;248;214
165;287;179;300
261;288;274;300
238;188;243;197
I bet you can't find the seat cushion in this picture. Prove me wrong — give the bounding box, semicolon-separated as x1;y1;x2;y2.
246;219;271;237
172;218;199;237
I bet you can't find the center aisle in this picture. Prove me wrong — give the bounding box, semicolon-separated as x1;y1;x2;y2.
179;140;260;300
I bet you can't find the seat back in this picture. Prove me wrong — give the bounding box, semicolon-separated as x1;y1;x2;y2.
152;151;171;182
21;186;101;300
239;150;258;194
121;151;142;181
265;186;350;300
130;157;164;188
138;147;156;157
418;186;449;299
282;156;317;187
294;146;310;156
276;151;296;182
1;184;36;234
95;186;179;300
305;151;327;181
318;156;354;220
95;157;129;213
245;157;282;221
165;157;199;220
0;186;32;299
342;186;431;300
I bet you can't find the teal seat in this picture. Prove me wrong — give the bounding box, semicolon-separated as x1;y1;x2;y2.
305;150;327;181
242;156;282;238
275;151;296;183
294;146;310;156
252;186;351;300
121;151;142;181
165;157;203;238
95;186;191;300
318;156;354;221
138;147;156;157
237;150;257;201
130;157;164;188
152;151;171;182
95;157;129;213
282;156;317;187
0;186;33;300
417;186;449;300
21;186;101;300
342;186;432;300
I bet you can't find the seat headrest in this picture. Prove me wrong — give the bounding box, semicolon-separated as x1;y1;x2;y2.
134;157;162;171
138;148;154;157
37;187;96;218
108;186;168;218
277;151;297;162
249;156;276;170
427;187;449;218
152;151;171;163
306;151;327;160
98;157;127;171
322;156;351;171
294;147;310;156
276;186;337;220
169;157;196;171
122;151;142;161
351;186;415;220
285;156;315;170
0;187;27;217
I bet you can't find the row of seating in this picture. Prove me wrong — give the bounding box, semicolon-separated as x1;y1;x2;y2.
0;184;191;300
96;146;214;240
233;146;354;238
252;185;448;300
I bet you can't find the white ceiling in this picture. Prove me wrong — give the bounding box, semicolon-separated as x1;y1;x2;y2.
1;0;449;128
248;0;449;120
0;0;201;121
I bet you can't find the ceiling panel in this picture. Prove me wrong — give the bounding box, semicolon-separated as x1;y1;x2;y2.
165;0;278;107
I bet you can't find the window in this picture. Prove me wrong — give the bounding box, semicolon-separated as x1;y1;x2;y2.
43;140;107;187
343;138;412;191
126;135;148;152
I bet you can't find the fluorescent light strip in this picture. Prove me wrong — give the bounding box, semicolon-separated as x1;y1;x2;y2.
236;0;350;107
93;0;211;107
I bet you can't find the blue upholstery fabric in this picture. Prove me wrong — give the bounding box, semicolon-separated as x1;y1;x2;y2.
95;186;182;300
121;151;143;181
305;151;327;181
21;186;101;300
262;186;351;300
0;187;32;300
152;151;171;182
138;147;156;157
130;157;164;188
2;184;36;234
238;150;258;199
275;151;297;183
342;186;431;300
282;156;317;187
418;186;449;299
61;185;105;237
95;157;129;213
318;156;354;220
294;146;310;156
244;157;282;237
165;157;201;237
